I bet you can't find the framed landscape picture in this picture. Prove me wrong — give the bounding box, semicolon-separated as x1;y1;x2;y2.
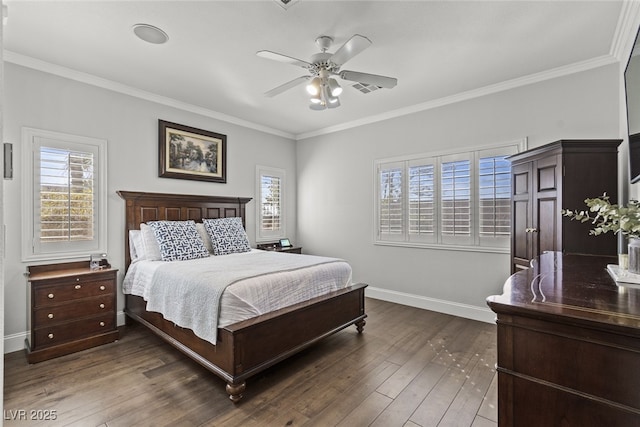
158;120;227;183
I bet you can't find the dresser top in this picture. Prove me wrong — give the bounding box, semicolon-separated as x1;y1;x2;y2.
27;261;117;282
487;251;640;332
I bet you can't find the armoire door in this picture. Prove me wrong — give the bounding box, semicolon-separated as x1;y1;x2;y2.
511;162;532;272
533;154;561;259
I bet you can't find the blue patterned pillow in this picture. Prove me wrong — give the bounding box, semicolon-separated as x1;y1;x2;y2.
147;220;210;261
203;217;251;255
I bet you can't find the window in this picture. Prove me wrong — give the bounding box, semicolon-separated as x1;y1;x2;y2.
22;128;107;261
375;141;524;252
256;165;285;241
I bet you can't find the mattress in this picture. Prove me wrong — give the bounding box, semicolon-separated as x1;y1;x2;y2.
122;249;352;344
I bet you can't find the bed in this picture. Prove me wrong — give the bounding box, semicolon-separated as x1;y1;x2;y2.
117;190;367;402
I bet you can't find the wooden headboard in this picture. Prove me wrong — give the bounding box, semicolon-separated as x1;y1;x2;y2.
117;191;252;269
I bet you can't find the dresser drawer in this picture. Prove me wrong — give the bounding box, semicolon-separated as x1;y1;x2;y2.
33;313;115;349
33;295;114;325
34;279;114;307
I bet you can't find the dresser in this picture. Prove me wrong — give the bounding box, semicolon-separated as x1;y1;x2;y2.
508;139;620;273
26;261;119;363
487;252;640;426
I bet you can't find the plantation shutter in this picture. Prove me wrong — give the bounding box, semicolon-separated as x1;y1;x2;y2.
476;146;517;246
378;162;404;241
32;135;101;256
440;153;473;245
374;140;521;250
256;165;286;240
261;174;282;232
407;159;436;243
478;156;511;237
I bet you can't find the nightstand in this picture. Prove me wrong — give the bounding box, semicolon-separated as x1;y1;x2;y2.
257;243;302;254
278;246;302;254
26;261;119;363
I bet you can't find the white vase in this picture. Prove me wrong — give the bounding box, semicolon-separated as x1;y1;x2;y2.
629;237;640;274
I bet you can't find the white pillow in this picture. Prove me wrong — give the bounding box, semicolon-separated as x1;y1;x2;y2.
128;230;142;262
140;223;162;261
196;222;214;254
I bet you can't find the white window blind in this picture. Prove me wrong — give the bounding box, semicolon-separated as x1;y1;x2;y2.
375;140;523;252
256;165;286;240
441;158;472;240
378;163;404;240
408;162;435;243
22;127;107;261
261;174;282;232
478;155;511;237
37;146;95;243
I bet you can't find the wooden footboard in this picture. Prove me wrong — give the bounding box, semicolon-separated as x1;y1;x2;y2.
125;282;367;402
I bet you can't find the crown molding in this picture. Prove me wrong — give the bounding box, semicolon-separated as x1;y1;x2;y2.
611;0;640;62
3;50;295;140
3;49;620;142
296;54;618;140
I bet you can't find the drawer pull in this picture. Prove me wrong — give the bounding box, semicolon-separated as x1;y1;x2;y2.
100;285;106;291
99;303;105;309
47;313;54;319
47;293;54;299
75;284;82;290
76;277;80;282
99;321;105;327
48;333;54;339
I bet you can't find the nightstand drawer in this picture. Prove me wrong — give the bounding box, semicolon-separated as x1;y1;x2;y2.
34;279;114;307
33;313;115;348
34;295;114;324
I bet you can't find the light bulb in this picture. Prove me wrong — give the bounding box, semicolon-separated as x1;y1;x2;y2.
328;78;342;97
306;77;321;95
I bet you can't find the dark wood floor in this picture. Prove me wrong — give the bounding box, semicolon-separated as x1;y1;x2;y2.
4;298;497;426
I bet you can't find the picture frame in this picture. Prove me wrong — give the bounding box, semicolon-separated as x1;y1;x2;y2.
158;120;227;183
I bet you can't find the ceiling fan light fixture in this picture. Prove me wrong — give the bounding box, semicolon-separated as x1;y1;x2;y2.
309;103;326;111
328;78;343;97
306;77;321;95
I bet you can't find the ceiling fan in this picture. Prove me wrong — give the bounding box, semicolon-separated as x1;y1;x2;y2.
257;34;398;110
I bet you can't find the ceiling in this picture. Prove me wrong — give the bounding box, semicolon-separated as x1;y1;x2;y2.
2;1;634;140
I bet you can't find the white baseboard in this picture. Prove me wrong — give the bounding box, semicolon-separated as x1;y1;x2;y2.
365;286;496;324
4;331;28;354
4;311;128;354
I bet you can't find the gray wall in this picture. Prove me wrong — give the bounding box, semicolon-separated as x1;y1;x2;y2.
2;61;623;350
3;63;297;350
296;63;621;320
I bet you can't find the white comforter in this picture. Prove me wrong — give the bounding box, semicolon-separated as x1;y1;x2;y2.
122;249;352;344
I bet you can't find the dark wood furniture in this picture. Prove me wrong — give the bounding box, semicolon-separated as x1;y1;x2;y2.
508;139;620;273
256;242;302;254
117;190;367;402
25;261;119;363
487;251;640;426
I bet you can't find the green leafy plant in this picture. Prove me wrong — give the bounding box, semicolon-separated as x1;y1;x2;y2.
561;194;640;239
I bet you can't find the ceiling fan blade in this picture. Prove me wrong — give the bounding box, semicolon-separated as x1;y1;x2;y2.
256;50;312;69
330;34;372;66
339;70;398;89
264;75;310;97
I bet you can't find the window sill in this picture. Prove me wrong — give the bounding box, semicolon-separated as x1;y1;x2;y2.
374;240;509;254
